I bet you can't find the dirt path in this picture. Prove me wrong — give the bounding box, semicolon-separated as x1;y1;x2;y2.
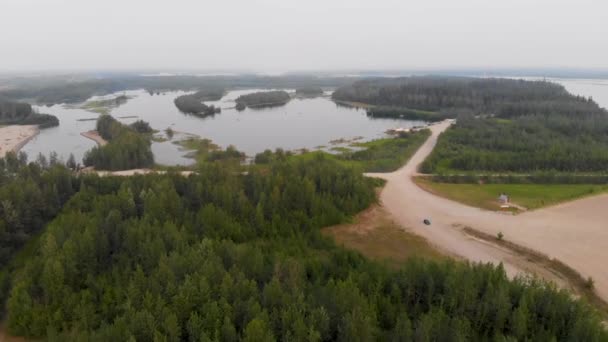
367;120;608;301
0;125;39;158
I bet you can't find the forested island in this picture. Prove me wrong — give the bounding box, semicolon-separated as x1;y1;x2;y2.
235;90;291;109
83;115;154;170
0;98;59;128
1;152;606;340
295;86;324;97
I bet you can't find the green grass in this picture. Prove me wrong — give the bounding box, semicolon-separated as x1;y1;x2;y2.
338;130;430;172
80;95;132;115
415;177;608;211
173;137;219;162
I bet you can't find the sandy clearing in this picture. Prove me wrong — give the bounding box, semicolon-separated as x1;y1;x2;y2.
368;120;608;301
0;125;39;158
80;130;108;146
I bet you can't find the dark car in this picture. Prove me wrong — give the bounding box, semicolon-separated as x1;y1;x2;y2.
423;219;431;225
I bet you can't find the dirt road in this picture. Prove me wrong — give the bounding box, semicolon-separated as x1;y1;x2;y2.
368;120;608;300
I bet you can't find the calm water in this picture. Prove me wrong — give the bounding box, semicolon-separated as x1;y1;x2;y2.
22;79;608;166
24;89;425;165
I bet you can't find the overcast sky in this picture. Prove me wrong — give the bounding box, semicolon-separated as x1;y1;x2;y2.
1;0;606;73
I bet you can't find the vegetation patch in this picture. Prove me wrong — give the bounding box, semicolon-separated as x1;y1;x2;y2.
174;137;245;165
174;90;222;117
235;90;291;109
0;98;58;128
339;130;430;172
80;94;132;115
414;177;608;211
83;115;154;170
295;86;324;97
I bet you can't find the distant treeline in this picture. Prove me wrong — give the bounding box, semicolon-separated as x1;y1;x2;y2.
174;90;222;117
332;76;604;118
0;98;59;128
0;75;357;105
295;86;324;97
83;115;154;170
235;90;291;109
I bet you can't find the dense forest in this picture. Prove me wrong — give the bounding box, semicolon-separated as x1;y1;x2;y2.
0;153;606;340
235;91;291;109
295;87;324;97
332;77;604;117
83;115;154;170
333;76;608;173
422;114;608;173
174;92;222;117
0;98;59;128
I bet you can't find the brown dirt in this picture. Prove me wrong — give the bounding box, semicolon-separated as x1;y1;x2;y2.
80;130;108;146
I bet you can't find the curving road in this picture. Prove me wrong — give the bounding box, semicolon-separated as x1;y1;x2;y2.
368;120;608;301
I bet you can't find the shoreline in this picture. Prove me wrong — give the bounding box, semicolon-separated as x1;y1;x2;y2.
80;130;108;146
0;125;40;158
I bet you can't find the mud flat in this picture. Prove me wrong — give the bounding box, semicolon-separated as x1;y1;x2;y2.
0;125;40;158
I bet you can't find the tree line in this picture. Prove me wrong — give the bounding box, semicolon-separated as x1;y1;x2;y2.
421;113;608;173
0;98;59;128
83;115;154;170
1;152;606;340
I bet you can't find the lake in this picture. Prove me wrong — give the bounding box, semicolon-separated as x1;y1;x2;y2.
22;78;608;166
23;89;426;165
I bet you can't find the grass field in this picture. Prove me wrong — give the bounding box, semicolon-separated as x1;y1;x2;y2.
338;130;430;172
415;177;608;211
323;205;445;267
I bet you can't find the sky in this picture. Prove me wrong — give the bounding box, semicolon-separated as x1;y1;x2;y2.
0;0;607;73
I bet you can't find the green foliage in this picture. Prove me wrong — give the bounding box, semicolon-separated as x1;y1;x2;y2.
235;91;291;108
366;106;452;122
332;76;603;117
174;93;221;116
0;98;59;128
0;153;76;267
339;130;430;172
84;115;154;170
2;153;607;341
422;114;608;173
129;120;153;134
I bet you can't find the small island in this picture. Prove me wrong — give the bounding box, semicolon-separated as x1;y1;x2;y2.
295;86;324;97
173;88;224;116
235;90;291;109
